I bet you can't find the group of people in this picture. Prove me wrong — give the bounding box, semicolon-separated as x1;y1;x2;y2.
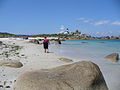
43;37;61;53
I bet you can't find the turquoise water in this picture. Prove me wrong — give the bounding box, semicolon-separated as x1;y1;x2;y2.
50;39;120;90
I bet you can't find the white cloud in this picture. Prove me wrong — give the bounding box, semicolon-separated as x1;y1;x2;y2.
76;18;85;21
76;18;110;25
111;21;120;25
76;18;120;26
94;20;110;25
76;18;92;23
60;25;65;30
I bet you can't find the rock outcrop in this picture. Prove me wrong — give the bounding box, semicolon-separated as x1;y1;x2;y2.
105;53;119;62
14;61;108;90
0;60;23;68
59;57;73;62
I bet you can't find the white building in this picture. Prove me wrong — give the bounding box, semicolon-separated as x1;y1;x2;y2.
59;25;70;35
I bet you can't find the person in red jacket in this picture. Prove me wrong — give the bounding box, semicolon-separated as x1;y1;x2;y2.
43;37;49;53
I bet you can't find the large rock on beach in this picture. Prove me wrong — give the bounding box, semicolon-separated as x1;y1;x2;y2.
14;61;108;90
0;60;23;68
59;57;73;62
105;53;119;62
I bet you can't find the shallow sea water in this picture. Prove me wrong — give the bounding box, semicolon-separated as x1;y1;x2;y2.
50;39;120;90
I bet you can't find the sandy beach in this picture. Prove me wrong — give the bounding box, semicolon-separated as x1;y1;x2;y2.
0;38;70;90
0;38;119;90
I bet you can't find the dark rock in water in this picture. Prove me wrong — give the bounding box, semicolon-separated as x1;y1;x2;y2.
81;42;88;43
14;61;108;90
105;53;119;62
100;42;105;43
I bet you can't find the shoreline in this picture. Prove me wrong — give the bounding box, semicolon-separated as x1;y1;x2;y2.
50;39;120;90
0;38;120;90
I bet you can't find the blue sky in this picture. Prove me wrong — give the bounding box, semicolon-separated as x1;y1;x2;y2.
0;0;120;36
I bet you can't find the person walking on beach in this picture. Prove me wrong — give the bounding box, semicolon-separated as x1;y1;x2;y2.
43;37;49;53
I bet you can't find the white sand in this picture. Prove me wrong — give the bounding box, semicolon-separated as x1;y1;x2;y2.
0;38;68;90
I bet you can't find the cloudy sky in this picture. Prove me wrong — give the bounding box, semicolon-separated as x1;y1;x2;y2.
0;0;120;36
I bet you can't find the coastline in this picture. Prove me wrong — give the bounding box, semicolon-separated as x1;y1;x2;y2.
0;38;120;90
50;39;120;90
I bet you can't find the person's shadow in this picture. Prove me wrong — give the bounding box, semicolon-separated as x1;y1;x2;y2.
47;52;54;53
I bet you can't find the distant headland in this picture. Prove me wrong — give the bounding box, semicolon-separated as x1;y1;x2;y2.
0;31;120;39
